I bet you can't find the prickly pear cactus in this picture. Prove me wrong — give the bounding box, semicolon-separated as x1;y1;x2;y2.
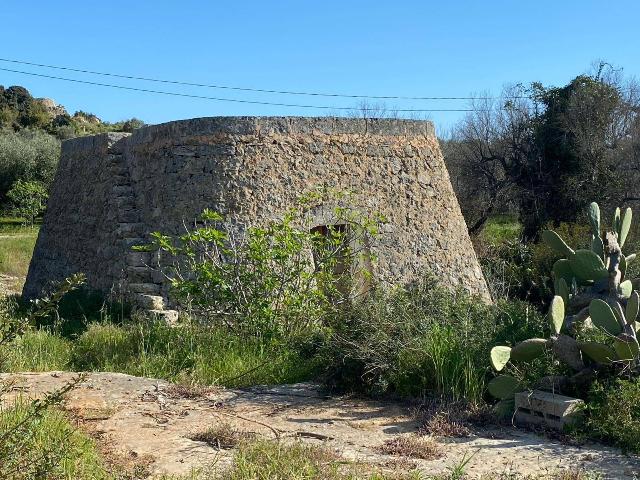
488;202;640;400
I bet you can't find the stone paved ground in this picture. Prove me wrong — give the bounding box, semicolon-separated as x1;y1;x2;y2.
1;372;639;479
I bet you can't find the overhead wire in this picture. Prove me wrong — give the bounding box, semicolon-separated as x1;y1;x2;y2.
0;57;519;102
0;66;480;112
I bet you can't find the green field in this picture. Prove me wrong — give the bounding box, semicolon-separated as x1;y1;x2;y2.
0;218;38;289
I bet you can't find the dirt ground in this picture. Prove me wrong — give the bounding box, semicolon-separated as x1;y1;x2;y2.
1;371;639;479
0;274;22;296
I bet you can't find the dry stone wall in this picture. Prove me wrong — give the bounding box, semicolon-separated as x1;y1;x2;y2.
23;117;489;303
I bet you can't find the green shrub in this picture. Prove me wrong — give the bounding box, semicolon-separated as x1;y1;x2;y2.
321;277;546;401
0;398;109;479
479;221;591;308
583;378;640;453
6;180;48;226
141;191;383;338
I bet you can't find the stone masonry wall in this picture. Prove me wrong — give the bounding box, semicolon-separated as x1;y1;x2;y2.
23;117;489;302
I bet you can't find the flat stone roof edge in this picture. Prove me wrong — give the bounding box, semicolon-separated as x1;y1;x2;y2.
62;116;435;149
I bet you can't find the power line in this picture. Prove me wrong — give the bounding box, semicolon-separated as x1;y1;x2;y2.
0;57;514;101
0;67;479;112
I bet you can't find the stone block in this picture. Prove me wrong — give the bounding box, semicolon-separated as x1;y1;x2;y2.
148;309;179;325
514;390;584;431
134;294;165;310
127;251;152;267
126;266;153;282
128;283;161;295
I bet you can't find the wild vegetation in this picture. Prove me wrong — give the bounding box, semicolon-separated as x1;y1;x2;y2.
3;64;640;476
0;84;144;218
444;62;640;239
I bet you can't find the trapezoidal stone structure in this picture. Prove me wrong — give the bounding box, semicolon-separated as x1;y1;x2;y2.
23;117;490;305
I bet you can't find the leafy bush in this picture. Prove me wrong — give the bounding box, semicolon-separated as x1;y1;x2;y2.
321;277;546;401
583;378;640;453
141;191;383;338
479;221;591;308
6;180;48;225
0;129;59;203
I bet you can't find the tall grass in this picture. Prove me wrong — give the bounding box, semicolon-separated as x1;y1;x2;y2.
215;439;419;480
2;321;321;388
1;329;71;371
323;278;546;402
0;399;109;479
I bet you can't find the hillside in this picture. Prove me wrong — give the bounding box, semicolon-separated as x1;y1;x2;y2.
0;84;144;139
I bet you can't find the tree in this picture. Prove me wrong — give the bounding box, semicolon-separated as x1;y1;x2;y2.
6;180;49;226
0;129;60;203
446;64;640;239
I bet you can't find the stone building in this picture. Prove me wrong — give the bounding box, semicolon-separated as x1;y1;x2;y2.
23;117;490;311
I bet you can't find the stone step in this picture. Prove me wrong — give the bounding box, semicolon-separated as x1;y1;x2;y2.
133;294;165;310
119;210;140;223
127;251;152;267
113;185;134;196
128;282;161;295
117;223;145;237
122;237;146;249
126;266;154;283
148;309;179;326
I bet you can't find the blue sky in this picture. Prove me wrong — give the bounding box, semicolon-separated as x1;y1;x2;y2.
1;1;638;134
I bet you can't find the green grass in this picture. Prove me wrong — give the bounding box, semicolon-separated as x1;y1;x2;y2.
322;277;548;402
213;439;418;480
0;217;38;278
1;329;72;371
479;215;521;244
0;399;110;479
1;321;321;388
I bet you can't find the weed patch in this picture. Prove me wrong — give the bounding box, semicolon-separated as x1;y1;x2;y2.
375;436;443;460
190;422;254;450
0;398;109;479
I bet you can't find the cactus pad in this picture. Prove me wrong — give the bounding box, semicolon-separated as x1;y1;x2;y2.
589;299;623;336
542;230;575;257
510;338;548;362
627;291;640;323
578;342;616;364
620;280;633;298
569;250;608;282
555;278;569;305
614;207;622;238
490;346;511;371
552;259;574;286
550;295;565;335
591;235;604;260
614;334;640;360
620;207;632;248
487;375;521;400
588;202;600;237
